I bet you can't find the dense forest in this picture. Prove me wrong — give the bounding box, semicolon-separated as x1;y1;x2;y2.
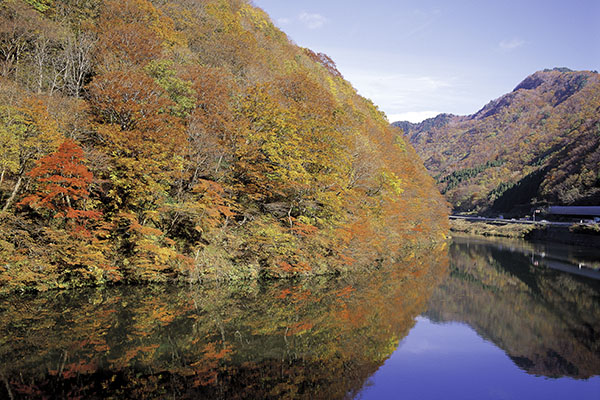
0;0;448;293
394;68;600;214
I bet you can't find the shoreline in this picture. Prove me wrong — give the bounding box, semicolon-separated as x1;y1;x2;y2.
450;218;600;247
0;238;446;297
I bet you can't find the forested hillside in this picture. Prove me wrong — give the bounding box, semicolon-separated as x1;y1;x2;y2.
394;68;600;214
0;0;448;293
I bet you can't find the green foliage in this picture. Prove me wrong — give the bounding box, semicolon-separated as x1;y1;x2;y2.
492;169;547;212
489;181;515;202
24;0;53;13
381;171;404;195
145;60;196;118
438;160;504;194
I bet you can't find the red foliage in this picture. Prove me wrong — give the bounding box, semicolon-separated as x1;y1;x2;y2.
303;49;343;78
19;139;100;225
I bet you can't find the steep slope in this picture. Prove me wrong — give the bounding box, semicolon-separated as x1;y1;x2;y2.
0;0;448;293
394;68;600;213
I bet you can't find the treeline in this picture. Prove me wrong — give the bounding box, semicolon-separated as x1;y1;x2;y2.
0;0;448;293
438;160;504;194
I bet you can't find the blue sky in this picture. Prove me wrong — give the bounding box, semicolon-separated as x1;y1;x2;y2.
252;0;600;122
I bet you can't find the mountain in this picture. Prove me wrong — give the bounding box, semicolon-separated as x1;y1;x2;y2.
0;0;448;293
393;68;600;214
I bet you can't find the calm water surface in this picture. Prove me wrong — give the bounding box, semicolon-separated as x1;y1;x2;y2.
0;237;599;399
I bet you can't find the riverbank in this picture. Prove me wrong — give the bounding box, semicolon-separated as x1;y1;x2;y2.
450;218;536;238
0;237;447;297
450;218;600;247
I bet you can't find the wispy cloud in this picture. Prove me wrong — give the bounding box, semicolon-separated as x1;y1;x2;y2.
299;12;328;29
398;8;442;39
339;67;464;123
346;72;454;102
277;17;291;26
499;38;526;51
388;111;441;123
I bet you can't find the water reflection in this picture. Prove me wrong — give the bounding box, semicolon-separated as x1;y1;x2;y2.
358;235;600;400
359;317;600;400
466;234;600;276
2;236;599;399
427;235;600;379
0;244;448;399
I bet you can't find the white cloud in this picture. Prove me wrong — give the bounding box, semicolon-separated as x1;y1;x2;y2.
388;111;441;123
299;12;328;29
499;38;526;51
277;17;291;25
314;48;481;120
343;70;455;106
342;71;456;123
346;72;452;97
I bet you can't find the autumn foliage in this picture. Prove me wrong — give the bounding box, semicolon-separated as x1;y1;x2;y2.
0;245;449;398
19;139;98;220
398;68;600;214
0;0;448;293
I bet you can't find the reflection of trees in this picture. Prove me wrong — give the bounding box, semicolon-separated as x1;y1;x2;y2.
0;244;448;399
426;236;600;379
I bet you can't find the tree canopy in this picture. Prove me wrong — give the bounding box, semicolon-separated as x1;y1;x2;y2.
0;0;448;293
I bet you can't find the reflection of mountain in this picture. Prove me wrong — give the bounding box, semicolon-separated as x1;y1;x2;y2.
426;236;600;379
0;245;448;399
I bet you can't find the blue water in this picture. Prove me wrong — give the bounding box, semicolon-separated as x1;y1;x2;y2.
1;235;598;399
358;317;600;400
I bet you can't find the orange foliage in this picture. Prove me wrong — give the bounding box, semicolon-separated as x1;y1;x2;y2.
0;0;448;292
19;139;100;230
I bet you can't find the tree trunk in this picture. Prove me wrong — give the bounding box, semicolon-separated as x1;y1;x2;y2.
3;175;22;212
1;373;14;400
215;154;224;173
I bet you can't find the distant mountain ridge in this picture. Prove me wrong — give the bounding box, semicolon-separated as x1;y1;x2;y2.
393;68;600;214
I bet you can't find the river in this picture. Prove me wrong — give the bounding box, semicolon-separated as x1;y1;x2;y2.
0;236;598;399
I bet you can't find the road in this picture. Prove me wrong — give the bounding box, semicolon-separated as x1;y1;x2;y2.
450;215;575;227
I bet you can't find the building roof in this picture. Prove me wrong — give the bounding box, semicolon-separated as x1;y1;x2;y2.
547;206;600;216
